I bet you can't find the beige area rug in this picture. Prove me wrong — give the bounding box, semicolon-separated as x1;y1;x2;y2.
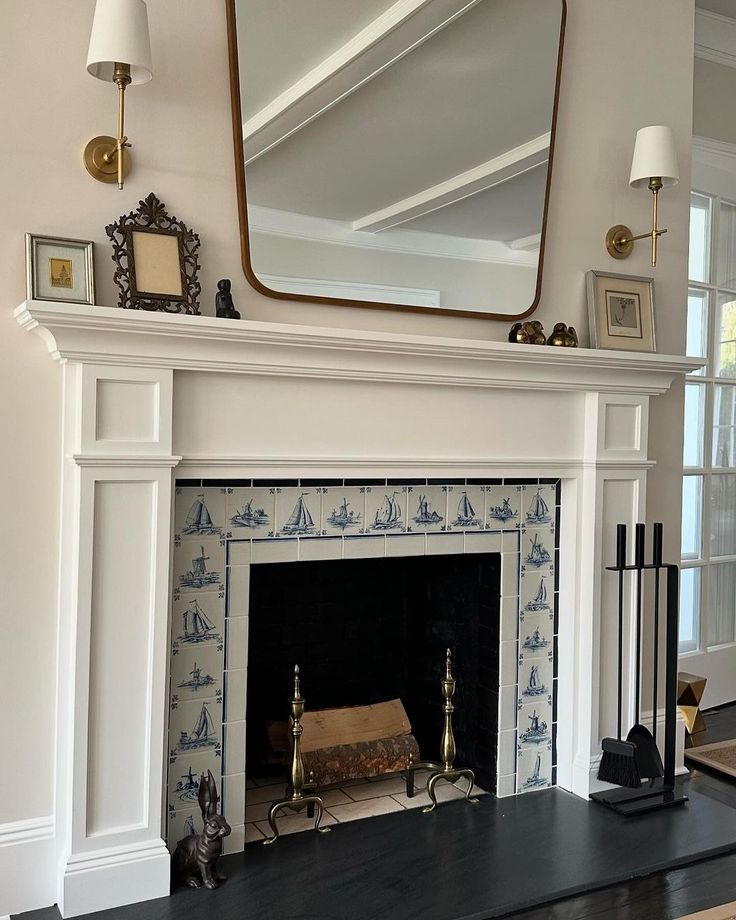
677;904;736;920
685;739;736;779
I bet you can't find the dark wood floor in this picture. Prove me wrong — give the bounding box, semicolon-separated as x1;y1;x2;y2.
504;703;736;920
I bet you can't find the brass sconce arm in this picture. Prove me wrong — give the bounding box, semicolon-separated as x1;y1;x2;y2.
606;177;667;267
83;62;133;189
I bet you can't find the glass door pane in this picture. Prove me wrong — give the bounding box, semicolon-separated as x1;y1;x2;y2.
686;289;708;376
682;475;703;559
709;562;736;647
711;474;736;556
713;384;736;467
690;193;712;284
717;295;736;378
679;567;700;652
685;382;705;467
718;201;736;290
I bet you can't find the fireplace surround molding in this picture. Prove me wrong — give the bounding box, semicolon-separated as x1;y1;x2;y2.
15;299;701;917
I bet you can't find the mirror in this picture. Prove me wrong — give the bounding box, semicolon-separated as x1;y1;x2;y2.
227;0;566;319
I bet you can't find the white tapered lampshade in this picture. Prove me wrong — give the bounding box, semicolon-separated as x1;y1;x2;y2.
629;125;679;188
87;0;153;84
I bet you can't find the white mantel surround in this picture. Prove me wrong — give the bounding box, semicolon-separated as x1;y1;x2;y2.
16;300;701;917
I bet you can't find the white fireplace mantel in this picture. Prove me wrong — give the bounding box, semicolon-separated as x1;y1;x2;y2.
15;299;702;917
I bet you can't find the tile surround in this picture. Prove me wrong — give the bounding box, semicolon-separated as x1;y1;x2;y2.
167;478;561;851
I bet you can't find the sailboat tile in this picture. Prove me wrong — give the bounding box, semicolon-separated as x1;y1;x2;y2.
167;808;201;851
226;488;275;538
174;487;225;540
169;695;222;756
446;485;484;530
520;570;553;613
516;746;552;793
364;486;408;534
171;592;224;654
225;616;249;671
173;537;225;594
517;699;553;748
171;643;223;701
274;487;321;538
484;485;521;530
518;656;553;703
519;614;553;656
321;487;365;536
224;669;247;723
168;750;222;814
223;720;246;776
520;528;554;572
406;485;447;533
522;485;557;527
227;566;250;618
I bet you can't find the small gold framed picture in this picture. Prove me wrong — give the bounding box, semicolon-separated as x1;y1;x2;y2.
586;270;656;352
26;234;95;305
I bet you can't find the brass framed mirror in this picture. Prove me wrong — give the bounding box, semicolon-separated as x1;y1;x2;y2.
227;0;566;320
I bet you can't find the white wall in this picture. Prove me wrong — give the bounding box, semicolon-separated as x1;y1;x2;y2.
0;0;694;911
694;59;736;145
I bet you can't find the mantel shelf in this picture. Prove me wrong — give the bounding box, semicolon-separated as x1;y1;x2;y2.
15;300;703;395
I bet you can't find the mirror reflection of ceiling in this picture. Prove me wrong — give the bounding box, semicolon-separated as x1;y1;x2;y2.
236;0;563;315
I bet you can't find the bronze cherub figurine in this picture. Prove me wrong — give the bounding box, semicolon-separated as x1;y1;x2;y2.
172;770;231;889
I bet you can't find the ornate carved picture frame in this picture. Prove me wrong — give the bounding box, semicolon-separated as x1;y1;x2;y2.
106;193;201;313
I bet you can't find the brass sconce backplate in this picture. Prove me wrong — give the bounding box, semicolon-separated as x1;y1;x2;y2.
606;224;634;260
83;135;131;184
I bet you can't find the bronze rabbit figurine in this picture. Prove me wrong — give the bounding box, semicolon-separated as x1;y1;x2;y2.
172;770;231;889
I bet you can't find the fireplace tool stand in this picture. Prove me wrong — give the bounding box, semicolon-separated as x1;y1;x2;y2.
405;648;479;812
263;665;331;844
590;522;687;816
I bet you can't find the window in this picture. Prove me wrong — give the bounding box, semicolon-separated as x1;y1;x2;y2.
681;192;736;653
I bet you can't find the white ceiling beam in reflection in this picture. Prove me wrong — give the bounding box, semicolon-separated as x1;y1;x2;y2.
243;0;482;164
509;232;542;252
352;133;550;233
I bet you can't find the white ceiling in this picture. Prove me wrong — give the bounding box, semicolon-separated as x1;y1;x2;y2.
235;0;562;247
696;0;736;19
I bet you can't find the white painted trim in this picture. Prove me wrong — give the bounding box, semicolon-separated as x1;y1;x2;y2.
353;133;550;232
692;135;736;171
249;205;538;266
695;8;736;70
72;454;182;468
510;232;542;252
15;301;703;397
258;273;441;307
0;817;55;916
243;0;482;162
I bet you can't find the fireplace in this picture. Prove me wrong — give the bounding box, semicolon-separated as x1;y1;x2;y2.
166;477;560;852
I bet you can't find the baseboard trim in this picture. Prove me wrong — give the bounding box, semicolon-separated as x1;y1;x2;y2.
60;838;170;918
0;816;55;917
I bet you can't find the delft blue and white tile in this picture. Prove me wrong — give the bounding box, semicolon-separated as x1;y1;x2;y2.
225;487;275;538
446;486;485;530
171;592;224;655
321;486;365;536
520;528;554;571
174;488;225;540
517;698;553;748
168;748;222;816
173;537;225;594
519;606;554;653
516;745;553;793
364;486;407;534
518;655;553;705
169;694;222;757
407;485;447;533
522;485;556;529
520;570;553;613
171;642;223;703
167;807;201;851
274;487;320;538
484;485;521;530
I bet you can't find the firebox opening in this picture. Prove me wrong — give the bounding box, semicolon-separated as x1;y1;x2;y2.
246;552;501;793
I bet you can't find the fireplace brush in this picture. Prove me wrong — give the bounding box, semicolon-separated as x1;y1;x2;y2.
592;521;687;816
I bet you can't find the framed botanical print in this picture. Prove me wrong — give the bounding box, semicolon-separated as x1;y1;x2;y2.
26;234;95;305
586;270;656;352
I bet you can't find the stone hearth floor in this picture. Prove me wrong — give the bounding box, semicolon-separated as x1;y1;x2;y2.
244;769;489;843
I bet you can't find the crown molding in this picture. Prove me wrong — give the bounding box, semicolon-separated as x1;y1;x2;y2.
692;134;736;169
695;8;736;70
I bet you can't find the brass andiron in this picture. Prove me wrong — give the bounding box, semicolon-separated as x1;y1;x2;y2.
263;665;331;845
405;649;479;813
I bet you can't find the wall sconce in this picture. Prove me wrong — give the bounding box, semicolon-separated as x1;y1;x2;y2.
83;0;152;190
606;125;679;267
